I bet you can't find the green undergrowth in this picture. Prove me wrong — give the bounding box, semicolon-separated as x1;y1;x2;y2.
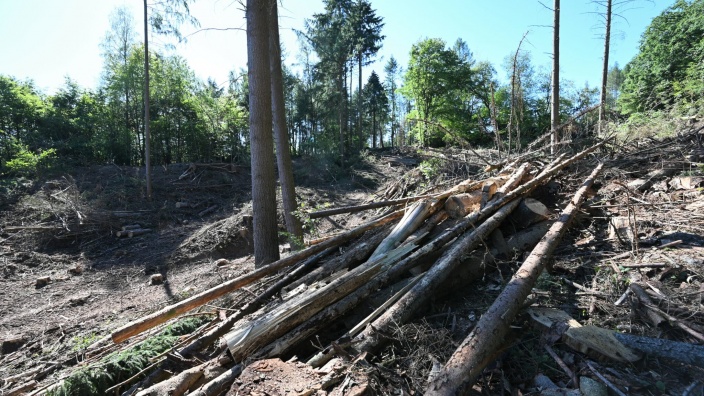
47;316;208;396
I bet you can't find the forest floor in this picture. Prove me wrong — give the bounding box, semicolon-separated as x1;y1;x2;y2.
1;129;704;395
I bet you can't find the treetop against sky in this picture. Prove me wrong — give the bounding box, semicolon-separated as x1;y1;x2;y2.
0;0;672;94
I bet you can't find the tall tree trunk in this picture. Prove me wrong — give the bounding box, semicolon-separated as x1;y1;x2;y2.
358;52;363;149
247;0;280;266
550;0;560;155
143;0;152;199
269;0;303;244
598;0;612;135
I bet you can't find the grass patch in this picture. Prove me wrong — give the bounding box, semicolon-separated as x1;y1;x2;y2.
47;316;208;396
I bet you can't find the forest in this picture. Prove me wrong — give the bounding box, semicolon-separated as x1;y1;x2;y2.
1;0;704;395
7;1;701;174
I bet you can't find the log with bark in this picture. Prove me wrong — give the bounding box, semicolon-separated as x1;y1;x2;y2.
425;163;604;396
111;208;405;344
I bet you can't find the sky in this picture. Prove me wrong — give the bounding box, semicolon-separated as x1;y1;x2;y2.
0;0;675;95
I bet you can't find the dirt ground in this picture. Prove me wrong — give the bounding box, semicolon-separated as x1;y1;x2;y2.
1;135;704;395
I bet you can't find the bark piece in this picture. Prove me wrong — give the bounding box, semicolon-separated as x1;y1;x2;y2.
425;163;603;396
527;307;639;362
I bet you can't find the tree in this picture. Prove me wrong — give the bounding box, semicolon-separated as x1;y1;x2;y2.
550;0;560;154
605;63;625;108
101;6;139;165
0;76;46;168
401;38;472;146
352;0;384;150
269;0;304;245
597;0;612;134
384;56;400;147
247;0;280;266
142;0;198;198
619;0;704;114
304;0;355;160
362;71;389;148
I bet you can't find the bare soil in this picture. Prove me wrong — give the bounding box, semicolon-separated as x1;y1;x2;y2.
2;136;704;395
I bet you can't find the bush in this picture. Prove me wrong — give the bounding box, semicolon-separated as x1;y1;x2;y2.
3;144;56;177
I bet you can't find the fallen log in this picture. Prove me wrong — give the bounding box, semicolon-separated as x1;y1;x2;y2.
307;194;435;219
425;163;603;396
528;307;704;368
223;242;417;362
283;226;392;293
369;201;432;261
111;208;405;344
352;197;524;355
135;363;205;396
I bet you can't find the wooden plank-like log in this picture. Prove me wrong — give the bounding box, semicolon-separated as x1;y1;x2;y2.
424;163;603;396
369;201;432;261
110;209;405;344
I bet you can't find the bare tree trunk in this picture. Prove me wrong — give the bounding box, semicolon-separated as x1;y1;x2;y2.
248;0;280;266
143;0;152;199
598;0;612;135
550;0;560;155
269;0;303;244
358;52;363;150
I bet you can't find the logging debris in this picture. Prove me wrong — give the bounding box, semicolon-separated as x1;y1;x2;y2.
4;130;704;395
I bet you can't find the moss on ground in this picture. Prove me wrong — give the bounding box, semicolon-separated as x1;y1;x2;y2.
47;316;208;396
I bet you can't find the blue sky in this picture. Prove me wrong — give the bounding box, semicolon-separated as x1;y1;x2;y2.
0;0;674;95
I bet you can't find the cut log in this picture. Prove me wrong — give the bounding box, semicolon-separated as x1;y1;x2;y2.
128;228;152;237
444;191;481;219
479;180;498;208
111;209;405;344
425;163;603;396
503;198;551;231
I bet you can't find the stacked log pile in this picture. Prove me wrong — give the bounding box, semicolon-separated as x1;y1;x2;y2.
33;141;587;396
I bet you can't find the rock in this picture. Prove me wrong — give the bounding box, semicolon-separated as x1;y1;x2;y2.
1;335;27;354
580;376;607;396
35;276;51;288
149;274;164;285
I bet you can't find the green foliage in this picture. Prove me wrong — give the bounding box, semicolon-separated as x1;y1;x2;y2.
619;0;704;115
610;110;680;141
47;316;207;396
418;157;442;180
3;142;56;177
401;38;474;146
